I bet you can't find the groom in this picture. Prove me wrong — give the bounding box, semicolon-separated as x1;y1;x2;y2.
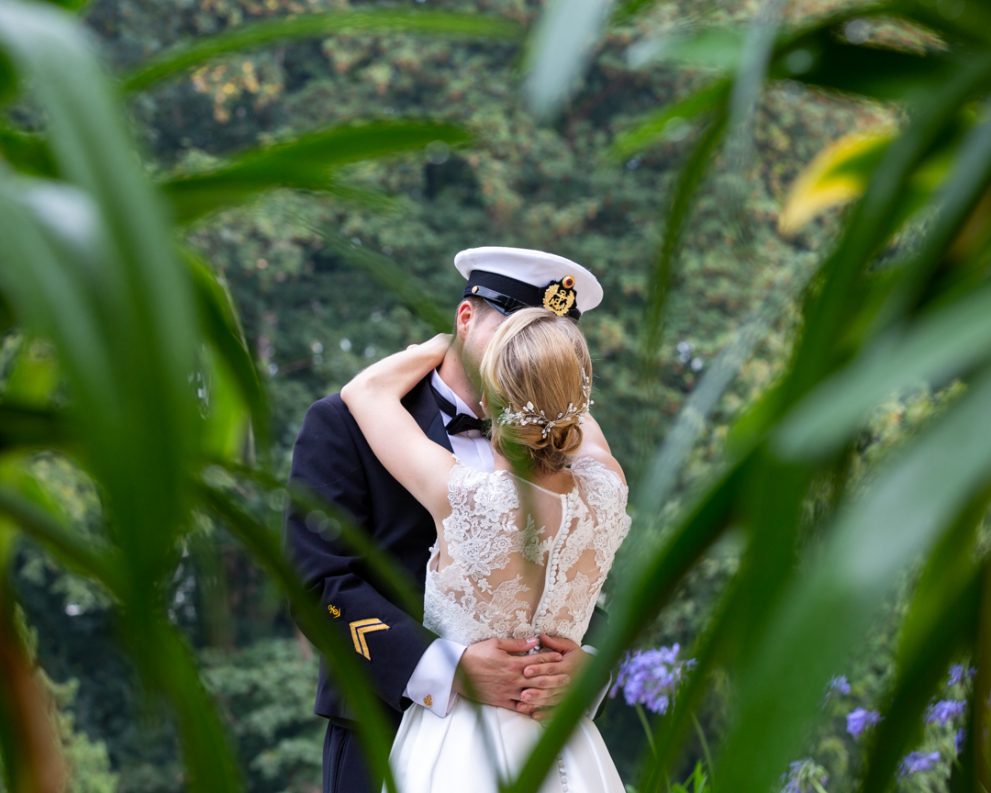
284;246;608;793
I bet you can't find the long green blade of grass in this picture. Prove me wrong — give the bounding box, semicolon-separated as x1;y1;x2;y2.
162;120;472;224
122;10;522;92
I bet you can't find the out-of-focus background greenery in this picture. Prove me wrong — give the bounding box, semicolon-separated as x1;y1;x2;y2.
3;0;991;791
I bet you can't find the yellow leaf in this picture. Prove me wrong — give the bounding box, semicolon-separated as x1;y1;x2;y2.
778;127;895;235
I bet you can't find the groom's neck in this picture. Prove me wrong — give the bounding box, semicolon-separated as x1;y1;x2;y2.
438;349;483;416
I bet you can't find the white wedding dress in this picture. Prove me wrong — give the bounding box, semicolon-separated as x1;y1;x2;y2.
388;455;631;792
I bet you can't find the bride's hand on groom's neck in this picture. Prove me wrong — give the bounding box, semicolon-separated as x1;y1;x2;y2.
453;637;562;711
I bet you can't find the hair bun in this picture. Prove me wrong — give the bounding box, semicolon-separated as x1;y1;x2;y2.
545;417;583;456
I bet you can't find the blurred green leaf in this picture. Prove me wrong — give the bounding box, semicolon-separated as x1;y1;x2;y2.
522;0;614;119
899;0;991;47
880;99;991;316
183;249;270;459
0;126;54;176
0;4;234;791
199;346;251;464
628;26;744;71
161;120;472;224
858;498;987;793
40;0;89;9
3;337;59;405
642;107;727;355
122;10;522;92
120;615;244;793
607;79;729;160
316;180;404;214
0;51;14;105
0;481;121;592
638;573;743;791
608;0;658;26
773;35;959;102
0;403;66;450
715;366;991;793
294;220;451;333
774;281;991;459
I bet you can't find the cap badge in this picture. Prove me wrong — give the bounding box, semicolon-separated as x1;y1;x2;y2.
543;276;577;317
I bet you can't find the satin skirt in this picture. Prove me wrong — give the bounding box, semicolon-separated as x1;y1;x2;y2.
385;696;624;792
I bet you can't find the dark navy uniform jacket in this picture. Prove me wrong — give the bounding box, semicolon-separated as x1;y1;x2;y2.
284;376;445;725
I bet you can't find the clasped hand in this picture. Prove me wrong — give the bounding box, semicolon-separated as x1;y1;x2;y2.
454;634;587;721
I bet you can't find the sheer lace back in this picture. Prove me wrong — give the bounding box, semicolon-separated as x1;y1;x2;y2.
423;456;631;645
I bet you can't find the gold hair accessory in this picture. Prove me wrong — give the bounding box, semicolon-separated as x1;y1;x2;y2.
497;371;593;438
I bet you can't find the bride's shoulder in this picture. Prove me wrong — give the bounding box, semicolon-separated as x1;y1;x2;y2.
570;452;628;491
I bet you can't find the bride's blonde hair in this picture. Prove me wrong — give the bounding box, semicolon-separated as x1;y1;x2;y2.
480;307;593;474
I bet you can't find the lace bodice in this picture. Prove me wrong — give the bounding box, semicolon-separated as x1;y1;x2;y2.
423;456;631;646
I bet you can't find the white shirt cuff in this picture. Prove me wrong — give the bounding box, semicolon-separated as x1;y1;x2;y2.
403;638;467;717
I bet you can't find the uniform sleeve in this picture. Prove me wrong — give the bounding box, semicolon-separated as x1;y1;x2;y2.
283;394;436;713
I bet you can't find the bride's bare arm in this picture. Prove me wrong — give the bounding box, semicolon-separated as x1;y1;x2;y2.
341;334;456;517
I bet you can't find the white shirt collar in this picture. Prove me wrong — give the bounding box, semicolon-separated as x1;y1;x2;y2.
430;369;478;419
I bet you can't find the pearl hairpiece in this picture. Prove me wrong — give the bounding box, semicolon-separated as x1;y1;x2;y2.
496;371;593;439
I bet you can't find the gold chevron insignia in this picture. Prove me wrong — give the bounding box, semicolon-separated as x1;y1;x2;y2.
349;618;390;660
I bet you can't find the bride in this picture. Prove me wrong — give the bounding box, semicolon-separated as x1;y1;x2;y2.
341;307;630;792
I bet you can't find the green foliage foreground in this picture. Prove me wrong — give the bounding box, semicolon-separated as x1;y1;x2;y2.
1;0;991;792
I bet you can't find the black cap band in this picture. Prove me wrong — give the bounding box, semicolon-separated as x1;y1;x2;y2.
463;270;582;320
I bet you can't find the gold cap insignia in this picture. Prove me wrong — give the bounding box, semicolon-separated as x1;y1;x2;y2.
327;604;341;619
542;278;577;317
349;618;390;661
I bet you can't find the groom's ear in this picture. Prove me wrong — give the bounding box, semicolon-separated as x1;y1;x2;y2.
454;299;474;339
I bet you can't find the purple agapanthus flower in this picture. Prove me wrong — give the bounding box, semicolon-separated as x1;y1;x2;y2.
846;707;881;738
609;644;693;715
948;664;976;687
955;728;966;755
927;699;966;726
900;751;940;776
828;675;851;696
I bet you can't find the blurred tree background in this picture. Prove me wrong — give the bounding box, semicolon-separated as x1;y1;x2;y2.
4;0;989;791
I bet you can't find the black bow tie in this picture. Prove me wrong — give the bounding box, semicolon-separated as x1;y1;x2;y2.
430;385;491;437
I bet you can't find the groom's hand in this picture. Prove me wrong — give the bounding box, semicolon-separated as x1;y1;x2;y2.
454;637;563;710
516;634;587;720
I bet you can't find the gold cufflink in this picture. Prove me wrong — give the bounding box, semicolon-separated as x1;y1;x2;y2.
424;694;433;707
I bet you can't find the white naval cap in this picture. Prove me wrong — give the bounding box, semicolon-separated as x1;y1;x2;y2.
453;246;603;320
